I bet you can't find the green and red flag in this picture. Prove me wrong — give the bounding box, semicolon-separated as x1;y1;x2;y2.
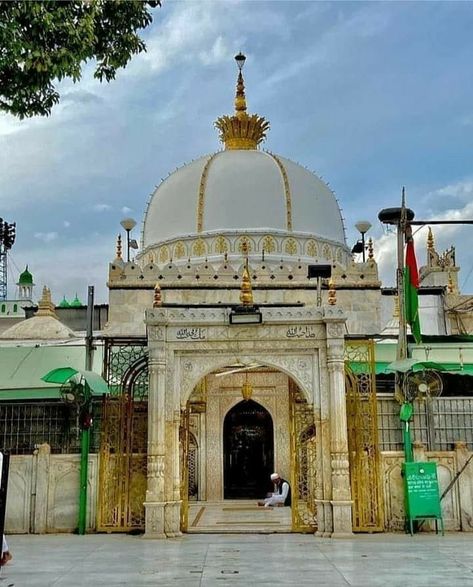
404;234;421;344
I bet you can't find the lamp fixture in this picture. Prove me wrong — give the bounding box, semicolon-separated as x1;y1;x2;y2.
307;264;332;307
241;372;253;401
120;217;137;262
353;220;372;262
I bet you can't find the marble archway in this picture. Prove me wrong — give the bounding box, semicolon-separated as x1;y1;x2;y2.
144;305;352;538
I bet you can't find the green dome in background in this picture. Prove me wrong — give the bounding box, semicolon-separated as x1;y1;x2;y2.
58;296;70;308
69;294;82;308
18;265;34;285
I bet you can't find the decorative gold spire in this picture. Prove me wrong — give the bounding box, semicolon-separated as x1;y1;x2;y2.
116;234;122;260
239;240;254;305
447;272;454;294
427;226;434;250
368;237;374;260
37;286;57;318
328;278;336;305
153;282;162;307
214;53;270;150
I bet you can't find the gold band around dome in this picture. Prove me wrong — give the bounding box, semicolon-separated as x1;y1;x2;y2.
197;153;218;233
267;152;293;231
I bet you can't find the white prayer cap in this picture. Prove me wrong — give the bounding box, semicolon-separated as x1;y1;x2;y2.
270;473;280;481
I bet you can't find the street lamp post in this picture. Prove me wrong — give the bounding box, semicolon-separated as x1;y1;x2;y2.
354;220;372;263
120;218;137;262
378;200;415;365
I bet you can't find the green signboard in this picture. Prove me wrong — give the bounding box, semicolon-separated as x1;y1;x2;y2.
402;461;444;535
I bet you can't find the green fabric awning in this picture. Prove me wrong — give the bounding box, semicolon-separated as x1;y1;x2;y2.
348;361;391;375
385;359;473;375
41;367;109;395
348;360;473;376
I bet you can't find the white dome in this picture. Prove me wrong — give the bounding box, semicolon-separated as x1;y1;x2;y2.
0;315;76;340
142;150;346;251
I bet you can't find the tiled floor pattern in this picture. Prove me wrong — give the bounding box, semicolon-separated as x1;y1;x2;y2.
2;532;473;586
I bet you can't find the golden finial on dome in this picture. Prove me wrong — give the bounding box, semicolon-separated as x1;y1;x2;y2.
214;53;270;150
153;282;162;307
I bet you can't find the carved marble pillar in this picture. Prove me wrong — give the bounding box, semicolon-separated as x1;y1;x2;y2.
325;317;353;537
164;409;182;537
144;342;167;538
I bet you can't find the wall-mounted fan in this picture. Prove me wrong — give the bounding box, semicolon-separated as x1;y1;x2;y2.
403;369;443;402
60;379;87;406
215;362;263;378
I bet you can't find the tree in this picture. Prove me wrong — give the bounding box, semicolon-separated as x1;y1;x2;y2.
0;0;161;119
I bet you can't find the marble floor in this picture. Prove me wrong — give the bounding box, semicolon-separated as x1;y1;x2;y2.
2;532;473;586
187;500;292;533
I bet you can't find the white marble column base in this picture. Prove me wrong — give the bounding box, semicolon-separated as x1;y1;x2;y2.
330;500;353;537
164;500;182;537
144;501;166;539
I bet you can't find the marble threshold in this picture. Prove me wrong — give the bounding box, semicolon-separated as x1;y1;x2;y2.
187;500;292;533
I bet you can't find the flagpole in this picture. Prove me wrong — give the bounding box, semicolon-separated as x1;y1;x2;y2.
397;187;408;364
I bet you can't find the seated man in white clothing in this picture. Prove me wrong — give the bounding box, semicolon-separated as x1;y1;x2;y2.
257;472;291;507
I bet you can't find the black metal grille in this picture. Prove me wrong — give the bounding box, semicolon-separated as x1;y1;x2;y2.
377;395;473;451
0;400;102;455
103;337;148;400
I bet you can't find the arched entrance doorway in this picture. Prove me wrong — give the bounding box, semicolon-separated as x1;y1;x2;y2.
223;400;274;499
179;368;319;533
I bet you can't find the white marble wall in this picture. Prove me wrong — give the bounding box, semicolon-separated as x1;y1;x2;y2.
381;442;473;532
5;444;97;534
5;443;473;533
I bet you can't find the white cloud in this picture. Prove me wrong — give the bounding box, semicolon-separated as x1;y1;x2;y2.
199;36;231;66
63;220;71;228
93;204;112;212
124;1;247;78
428;180;473;203
34;232;58;243
121;206;133;214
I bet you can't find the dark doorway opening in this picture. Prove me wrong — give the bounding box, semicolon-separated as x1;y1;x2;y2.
223;400;274;499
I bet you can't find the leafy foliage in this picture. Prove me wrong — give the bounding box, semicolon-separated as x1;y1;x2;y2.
0;0;160;118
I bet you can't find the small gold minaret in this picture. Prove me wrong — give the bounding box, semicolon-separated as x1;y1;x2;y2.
36;286;57;318
239;241;254;306
153;282;162;307
215;53;270;150
427;226;434;251
328;278;337;305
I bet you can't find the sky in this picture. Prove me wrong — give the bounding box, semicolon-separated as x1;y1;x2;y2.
1;0;473;304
